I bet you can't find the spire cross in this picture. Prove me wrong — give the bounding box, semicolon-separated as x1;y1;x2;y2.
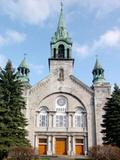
61;0;64;10
96;54;98;59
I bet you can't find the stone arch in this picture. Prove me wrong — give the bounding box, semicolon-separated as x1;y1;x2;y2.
39;92;87;113
37;106;49;112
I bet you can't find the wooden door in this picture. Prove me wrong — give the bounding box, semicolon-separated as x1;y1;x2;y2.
39;144;47;155
56;138;66;155
75;145;84;155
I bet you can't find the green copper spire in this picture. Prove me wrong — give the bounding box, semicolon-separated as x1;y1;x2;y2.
57;2;66;33
93;58;103;70
51;2;72;44
17;56;30;84
50;2;72;60
92;57;105;84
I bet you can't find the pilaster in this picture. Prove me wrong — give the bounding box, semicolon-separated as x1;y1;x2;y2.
52;136;55;155
71;136;75;156
67;136;71;155
47;136;52;155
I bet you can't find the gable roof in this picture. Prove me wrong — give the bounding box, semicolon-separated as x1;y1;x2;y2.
70;75;94;94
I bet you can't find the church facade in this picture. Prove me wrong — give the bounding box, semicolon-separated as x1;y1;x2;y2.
17;4;111;157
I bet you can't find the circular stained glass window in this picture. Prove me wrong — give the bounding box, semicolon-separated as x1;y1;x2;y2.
57;97;66;106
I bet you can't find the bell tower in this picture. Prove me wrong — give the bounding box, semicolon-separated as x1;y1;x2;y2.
92;58;111;145
17;56;30;85
49;2;74;77
92;57;105;84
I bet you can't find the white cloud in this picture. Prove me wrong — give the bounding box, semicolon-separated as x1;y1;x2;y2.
98;28;120;47
0;0;58;25
65;0;120;18
30;63;44;75
73;44;90;58
74;27;120;57
6;30;26;43
0;30;26;46
0;0;120;25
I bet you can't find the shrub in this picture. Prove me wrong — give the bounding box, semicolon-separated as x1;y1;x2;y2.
90;145;120;160
8;147;35;160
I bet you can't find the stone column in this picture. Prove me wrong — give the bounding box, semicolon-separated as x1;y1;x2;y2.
52;136;55;155
71;136;75;156
47;136;52;155
67;136;71;156
34;136;39;154
84;135;88;156
35;135;38;148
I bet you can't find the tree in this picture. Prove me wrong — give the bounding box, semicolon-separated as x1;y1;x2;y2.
101;84;120;147
0;60;30;159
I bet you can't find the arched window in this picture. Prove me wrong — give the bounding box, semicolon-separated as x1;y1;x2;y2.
58;44;64;59
38;107;48;127
74;107;84;128
55;96;67;127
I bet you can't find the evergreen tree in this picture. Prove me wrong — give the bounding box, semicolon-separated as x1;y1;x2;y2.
101;84;120;147
0;60;30;159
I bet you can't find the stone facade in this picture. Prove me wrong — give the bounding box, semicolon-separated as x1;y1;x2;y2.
22;58;111;156
19;4;111;157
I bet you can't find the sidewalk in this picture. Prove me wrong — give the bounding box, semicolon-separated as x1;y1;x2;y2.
39;155;91;160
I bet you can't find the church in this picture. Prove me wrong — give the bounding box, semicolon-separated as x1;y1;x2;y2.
17;4;111;157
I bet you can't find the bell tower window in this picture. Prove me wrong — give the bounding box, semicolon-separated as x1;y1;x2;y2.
58;44;64;59
67;48;69;58
53;48;56;58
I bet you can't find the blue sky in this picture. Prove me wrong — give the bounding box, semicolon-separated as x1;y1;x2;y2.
0;0;120;87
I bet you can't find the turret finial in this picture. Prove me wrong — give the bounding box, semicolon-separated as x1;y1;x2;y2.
24;53;27;58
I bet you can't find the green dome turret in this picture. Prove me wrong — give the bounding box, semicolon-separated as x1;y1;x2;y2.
93;58;103;70
17;57;30;84
92;58;105;84
19;57;29;69
50;2;72;60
